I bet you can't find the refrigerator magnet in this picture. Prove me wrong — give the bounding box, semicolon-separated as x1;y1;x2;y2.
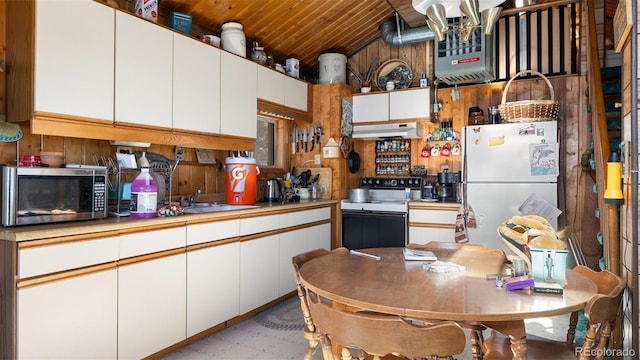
488;136;505;146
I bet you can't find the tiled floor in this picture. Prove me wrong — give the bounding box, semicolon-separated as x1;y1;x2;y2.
161;297;570;360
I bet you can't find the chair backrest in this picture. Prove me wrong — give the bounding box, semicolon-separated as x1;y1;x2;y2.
574;265;625;324
292;247;349;281
408;241;508;275
307;290;467;359
292;248;331;280
291;247;349;359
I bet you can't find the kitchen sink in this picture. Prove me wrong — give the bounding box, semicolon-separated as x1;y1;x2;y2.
182;203;260;214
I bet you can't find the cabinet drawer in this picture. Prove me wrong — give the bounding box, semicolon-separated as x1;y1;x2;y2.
409;209;458;224
19;236;118;278
409;227;456;244
279;207;330;228
119;227;186;258
186;219;240;245
239;214;279;236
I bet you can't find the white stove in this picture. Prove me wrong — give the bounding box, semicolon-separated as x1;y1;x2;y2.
341;177;422;250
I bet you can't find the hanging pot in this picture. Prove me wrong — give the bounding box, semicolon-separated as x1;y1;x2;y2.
348;148;360;173
350;188;370;203
348;152;360;173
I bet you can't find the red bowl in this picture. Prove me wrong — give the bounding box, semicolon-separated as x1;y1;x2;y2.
19;155;41;167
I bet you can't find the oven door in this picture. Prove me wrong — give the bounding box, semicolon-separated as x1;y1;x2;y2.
341;210;407;250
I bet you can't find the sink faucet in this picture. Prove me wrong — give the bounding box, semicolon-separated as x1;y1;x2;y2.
189;186;204;205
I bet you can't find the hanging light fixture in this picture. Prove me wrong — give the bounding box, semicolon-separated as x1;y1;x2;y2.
413;0;504;42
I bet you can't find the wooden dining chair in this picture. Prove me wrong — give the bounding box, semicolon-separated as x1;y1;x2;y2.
306;289;467;360
292;247;349;360
407;241;508;359
483;265;625;360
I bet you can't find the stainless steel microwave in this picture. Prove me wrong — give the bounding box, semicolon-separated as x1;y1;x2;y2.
1;166;108;226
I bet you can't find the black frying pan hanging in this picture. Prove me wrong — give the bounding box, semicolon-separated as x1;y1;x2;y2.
348;142;360;173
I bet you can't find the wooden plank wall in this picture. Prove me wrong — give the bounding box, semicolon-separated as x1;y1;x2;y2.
347;38;430;91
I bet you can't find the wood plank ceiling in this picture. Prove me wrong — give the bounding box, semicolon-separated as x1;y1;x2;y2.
134;0;617;81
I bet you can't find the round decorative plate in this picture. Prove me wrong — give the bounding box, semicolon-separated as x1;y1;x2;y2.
0;122;23;142
374;59;413;90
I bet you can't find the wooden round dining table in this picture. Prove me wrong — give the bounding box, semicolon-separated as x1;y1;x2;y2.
298;246;598;360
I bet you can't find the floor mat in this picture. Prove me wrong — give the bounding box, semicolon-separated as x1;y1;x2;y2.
254;297;304;331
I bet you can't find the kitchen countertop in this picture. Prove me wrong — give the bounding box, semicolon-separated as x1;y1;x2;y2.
0;199;338;242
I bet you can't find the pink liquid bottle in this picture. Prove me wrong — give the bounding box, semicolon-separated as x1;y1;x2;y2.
130;167;158;219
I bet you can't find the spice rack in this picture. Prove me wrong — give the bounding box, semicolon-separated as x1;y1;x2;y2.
374;138;411;176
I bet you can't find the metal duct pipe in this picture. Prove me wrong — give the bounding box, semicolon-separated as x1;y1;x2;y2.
379;17;435;46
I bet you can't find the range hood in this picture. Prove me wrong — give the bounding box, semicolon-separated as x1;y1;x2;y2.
351;122;422;139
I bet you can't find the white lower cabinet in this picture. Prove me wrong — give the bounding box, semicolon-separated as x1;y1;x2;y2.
17;269;118;359
11;205;333;359
279;228;311;296
308;222;331;250
239;234;279;314
408;206;458;244
278;223;331;296
187;241;240;337
118;253;186;359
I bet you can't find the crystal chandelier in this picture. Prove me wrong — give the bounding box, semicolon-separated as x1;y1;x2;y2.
413;0;504;42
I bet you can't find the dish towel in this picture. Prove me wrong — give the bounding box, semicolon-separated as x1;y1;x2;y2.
455;205;468;243
423;261;466;273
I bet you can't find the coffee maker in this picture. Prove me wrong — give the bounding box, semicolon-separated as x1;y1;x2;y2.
437;170;461;202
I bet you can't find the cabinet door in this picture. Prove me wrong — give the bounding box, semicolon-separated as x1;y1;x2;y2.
278;223;331;296
173;33;221;133
257;66;285;105
220;52;257;138
115;11;173;128
34;0;114;121
409;226;456;244
307;223;331;250
239;234;279;314
284;77;308;111
187;242;240;337
352;93;389;123
279;228;309;296
18;269;118;359
389;88;430;120
408;208;457;244
118;253;186;359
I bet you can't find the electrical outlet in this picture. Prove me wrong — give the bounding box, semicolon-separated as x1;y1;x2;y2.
314;154;321;165
117;146;132;154
174;146;184;161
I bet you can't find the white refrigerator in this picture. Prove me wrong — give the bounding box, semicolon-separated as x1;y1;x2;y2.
462;121;559;254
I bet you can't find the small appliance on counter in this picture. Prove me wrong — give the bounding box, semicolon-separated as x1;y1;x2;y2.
437;170;461;202
1;166;108;226
421;181;438;201
263;178;283;203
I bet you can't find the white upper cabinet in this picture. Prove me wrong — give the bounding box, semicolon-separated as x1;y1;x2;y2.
115;10;173;129
220;52;257;138
353;88;431;123
257;66;308;112
352;93;389;123
173;34;221;133
33;0;115;122
284;77;308;111
257;66;285;105
389;88;430;120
